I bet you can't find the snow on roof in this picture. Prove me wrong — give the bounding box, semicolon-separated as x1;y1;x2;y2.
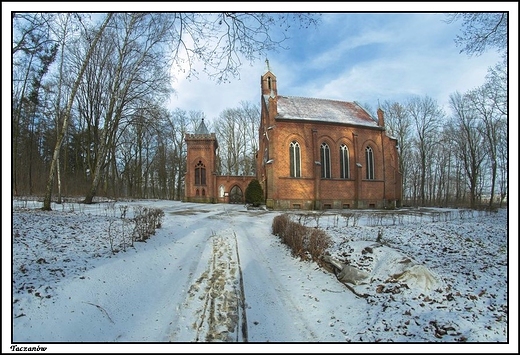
272;95;378;127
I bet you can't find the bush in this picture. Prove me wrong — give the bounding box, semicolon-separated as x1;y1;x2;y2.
245;179;264;207
308;229;331;265
272;214;290;237
272;213;332;263
132;206;164;242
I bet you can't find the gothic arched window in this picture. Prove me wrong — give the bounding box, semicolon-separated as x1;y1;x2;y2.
320;143;331;178
289;141;301;178
340;144;350;179
365;146;375;180
195;161;206;185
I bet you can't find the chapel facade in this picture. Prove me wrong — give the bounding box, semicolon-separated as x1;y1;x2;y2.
184;65;402;210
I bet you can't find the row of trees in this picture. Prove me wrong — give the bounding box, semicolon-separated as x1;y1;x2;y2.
12;12;317;210
12;13;507;209
380;61;507;209
383;12;508;209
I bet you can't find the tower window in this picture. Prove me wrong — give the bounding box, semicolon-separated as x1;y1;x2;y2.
195;161;206;185
268;76;272;90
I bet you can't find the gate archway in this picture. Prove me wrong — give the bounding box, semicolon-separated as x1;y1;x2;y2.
229;185;243;204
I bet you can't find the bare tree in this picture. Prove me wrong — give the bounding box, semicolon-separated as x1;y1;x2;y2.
42;13;113;210
238;101;261;176
495;121;508;207
445;12;508;208
12;13;58;196
445;12;508;56
48;13;81;203
169;13;320;83
406;96;444;206
466;87;500;208
213;101;260;176
81;13;173;203
215;108;242;175
12;13;55;55
381;101;412;199
449;91;486;208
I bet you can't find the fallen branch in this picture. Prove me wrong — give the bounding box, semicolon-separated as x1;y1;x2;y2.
83;301;114;324
342;282;369;298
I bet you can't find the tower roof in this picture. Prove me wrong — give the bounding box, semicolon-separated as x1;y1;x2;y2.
195;118;210;135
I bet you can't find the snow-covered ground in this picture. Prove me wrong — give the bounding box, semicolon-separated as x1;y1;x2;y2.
6;199;517;353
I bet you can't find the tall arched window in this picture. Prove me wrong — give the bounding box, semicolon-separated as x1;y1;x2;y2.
340;144;350;179
195;161;206;185
289;141;301;178
320;143;331;178
365;146;375;180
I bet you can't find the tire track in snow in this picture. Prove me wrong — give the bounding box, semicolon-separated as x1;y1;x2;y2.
167;228;215;341
228;211;319;342
233;230;248;342
169;225;247;342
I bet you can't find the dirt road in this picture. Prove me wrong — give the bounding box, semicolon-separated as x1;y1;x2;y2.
164;205;324;342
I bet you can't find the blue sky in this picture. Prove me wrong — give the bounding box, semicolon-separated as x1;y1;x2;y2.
167;8;510;122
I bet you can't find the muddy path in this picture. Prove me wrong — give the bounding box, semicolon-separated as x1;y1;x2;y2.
167;206;320;342
168;225;247;342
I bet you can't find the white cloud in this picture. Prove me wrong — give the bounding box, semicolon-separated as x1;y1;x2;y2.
276;13;504;114
168;59;265;123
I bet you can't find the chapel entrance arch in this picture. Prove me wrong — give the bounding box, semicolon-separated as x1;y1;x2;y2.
229;185;243;204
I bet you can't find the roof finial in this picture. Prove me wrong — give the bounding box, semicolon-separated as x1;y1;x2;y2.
265;58;271;72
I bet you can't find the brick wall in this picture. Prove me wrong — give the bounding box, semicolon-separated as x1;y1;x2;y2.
259;118;402;210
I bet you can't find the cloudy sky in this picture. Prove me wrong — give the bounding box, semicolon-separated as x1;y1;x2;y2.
4;3;515;124
163;4;513;122
169;14;497;119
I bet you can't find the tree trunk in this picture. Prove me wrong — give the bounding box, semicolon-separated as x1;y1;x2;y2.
43;14;112;210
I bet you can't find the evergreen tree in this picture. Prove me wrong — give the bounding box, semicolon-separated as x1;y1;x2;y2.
245;179;264;207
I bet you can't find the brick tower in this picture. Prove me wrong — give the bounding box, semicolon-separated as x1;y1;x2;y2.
184;119;219;203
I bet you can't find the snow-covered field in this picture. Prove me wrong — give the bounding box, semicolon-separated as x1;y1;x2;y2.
6;199;516;353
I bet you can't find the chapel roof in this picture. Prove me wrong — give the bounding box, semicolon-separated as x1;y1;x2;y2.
269;95;378;127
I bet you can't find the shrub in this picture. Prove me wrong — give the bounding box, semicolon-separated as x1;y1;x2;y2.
245;179;264;207
132;206;164;242
272;213;331;263
308;229;332;265
272;214;290;237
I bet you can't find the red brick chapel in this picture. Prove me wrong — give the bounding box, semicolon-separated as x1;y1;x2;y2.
184;63;402;210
